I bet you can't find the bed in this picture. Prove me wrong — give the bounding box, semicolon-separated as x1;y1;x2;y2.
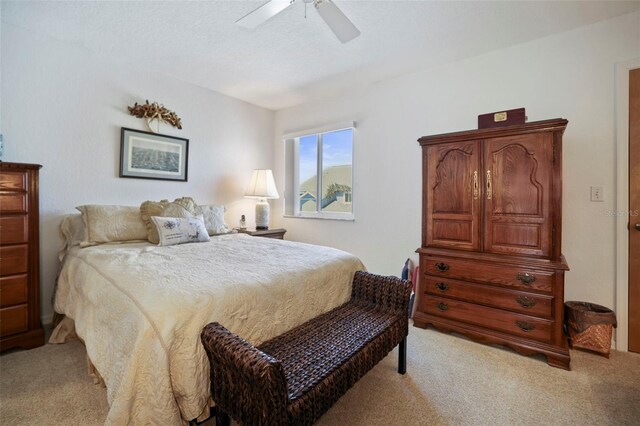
52;230;364;425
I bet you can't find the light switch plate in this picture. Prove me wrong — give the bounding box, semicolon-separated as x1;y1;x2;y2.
591;186;604;202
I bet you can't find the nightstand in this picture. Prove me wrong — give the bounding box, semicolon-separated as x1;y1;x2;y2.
237;228;287;240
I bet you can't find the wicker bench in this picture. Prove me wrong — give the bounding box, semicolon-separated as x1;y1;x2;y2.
200;271;412;426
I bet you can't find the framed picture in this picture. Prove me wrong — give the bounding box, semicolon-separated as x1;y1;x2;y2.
120;127;189;182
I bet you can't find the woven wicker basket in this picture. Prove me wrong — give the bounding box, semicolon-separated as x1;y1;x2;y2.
567;323;614;358
565;301;616;358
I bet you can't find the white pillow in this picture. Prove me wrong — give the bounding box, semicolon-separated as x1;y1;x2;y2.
196;204;230;235
58;214;88;259
76;205;148;246
59;214;86;248
151;215;211;246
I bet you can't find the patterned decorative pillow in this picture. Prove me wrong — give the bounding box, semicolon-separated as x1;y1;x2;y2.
140;199;170;243
196;204;231;235
162;202;194;220
140;197;197;244
76;205;148;246
151;215;211;246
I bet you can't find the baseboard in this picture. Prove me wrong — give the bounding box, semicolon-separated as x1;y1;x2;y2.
41;313;54;327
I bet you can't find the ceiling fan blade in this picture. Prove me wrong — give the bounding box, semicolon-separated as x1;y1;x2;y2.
236;0;295;29
314;0;360;43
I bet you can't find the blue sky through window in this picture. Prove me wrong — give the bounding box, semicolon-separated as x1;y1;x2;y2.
299;129;353;182
299;135;317;183
323;128;353;170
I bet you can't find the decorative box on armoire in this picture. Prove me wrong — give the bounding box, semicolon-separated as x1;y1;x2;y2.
414;119;571;370
0;162;45;351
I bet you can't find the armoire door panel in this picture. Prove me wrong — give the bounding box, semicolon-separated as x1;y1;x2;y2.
484;134;553;257
426;141;481;250
433;219;473;243
430;144;476;214
491;223;540;247
489;143;544;216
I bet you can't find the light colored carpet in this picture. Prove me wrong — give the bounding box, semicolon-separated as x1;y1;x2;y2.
1;323;639;425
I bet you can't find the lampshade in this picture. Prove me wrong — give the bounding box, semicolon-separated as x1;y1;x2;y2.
244;169;279;199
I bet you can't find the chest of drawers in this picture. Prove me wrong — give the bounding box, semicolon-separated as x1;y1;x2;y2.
0;162;44;351
416;249;569;368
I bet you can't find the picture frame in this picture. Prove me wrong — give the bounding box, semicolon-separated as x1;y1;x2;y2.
119;127;189;182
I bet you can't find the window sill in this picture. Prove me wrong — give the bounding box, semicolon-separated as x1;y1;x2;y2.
283;213;355;221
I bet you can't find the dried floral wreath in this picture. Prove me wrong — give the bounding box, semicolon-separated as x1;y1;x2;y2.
128;100;182;132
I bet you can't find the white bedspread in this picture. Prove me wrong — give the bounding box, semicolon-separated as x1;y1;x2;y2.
53;233;364;425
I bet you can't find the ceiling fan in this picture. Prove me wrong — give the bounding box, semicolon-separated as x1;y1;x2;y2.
236;0;361;44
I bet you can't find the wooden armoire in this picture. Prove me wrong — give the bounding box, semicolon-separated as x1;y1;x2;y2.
414;119;570;370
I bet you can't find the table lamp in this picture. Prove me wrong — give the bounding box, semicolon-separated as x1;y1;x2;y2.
244;169;279;230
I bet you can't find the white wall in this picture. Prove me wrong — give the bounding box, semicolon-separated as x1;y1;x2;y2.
2;11;638;330
1;24;274;324
273;12;640;315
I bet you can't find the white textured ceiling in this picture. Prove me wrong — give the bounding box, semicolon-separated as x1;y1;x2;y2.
2;1;639;110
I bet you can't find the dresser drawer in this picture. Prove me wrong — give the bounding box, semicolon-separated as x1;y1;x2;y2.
0;274;28;307
0;304;29;336
0;171;27;192
0;193;28;214
423;256;554;293
0;245;29;276
423;276;553;318
421;295;552;343
0;215;29;244
422;275;553;318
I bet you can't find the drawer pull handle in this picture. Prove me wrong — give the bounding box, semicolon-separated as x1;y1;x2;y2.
516;272;536;285
435;262;449;272
516;296;537;308
436;302;449;311
516;321;535;332
435;282;449;292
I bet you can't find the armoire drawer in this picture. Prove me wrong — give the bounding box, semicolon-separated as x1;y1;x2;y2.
0;245;29;276
0;274;29;307
422;256;554;293
0;215;29;245
421;295;552;343
423;275;553;318
0;304;29;336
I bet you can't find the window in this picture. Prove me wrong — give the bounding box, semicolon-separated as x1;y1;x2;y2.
283;124;355;220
